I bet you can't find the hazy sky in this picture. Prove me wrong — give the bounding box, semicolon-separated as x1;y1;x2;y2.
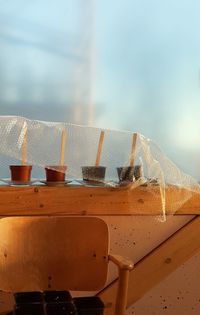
0;0;200;177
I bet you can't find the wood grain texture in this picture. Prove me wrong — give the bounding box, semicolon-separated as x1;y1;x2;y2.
95;130;105;166
0;216;109;292
130;133;137;167
0;292;14;314
0;184;197;216
98;216;200;314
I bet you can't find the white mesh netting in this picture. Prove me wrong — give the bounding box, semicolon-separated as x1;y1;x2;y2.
0;115;199;221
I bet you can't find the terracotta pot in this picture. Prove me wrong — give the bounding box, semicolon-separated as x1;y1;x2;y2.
9;165;32;183
45;166;67;182
81;166;106;182
117;166;135;182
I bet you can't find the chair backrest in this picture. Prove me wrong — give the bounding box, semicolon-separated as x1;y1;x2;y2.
0;216;109;292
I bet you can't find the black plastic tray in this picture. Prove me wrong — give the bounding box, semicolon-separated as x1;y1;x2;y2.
73;297;104;315
45;302;77;315
15;303;44;315
44;291;72;303
14;292;43;304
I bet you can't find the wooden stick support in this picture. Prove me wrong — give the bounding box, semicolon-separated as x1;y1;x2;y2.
22;126;27;166
60;129;66;166
130;133;137;167
95;130;105;166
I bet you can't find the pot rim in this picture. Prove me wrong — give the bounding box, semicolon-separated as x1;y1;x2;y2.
81;166;106;168
9;165;32;168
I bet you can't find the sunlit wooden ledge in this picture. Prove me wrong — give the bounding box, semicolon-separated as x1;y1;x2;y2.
0;184;198;216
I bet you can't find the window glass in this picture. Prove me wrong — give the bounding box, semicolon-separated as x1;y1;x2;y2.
0;0;199;178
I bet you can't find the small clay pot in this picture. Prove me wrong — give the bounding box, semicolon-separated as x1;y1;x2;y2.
45;166;67;182
117;166;135;182
9;165;32;183
82;166;106;182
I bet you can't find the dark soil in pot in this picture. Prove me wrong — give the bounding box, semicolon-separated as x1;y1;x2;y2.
81;166;106;182
133;165;143;180
117;166;135;182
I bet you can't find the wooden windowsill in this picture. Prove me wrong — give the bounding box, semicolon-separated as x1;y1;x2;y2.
0;184;198;216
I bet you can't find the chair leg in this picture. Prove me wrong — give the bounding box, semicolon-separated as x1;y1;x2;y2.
114;268;130;315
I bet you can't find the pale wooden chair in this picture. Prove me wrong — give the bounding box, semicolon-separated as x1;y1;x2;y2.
0;216;133;315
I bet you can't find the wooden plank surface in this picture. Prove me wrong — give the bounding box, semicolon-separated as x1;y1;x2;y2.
98;216;200;314
0;292;14;314
0;216;109;292
0;184;198;215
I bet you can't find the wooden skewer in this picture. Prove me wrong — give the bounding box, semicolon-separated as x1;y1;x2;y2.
60;129;66;166
95;130;105;166
22;126;27;166
130;133;138;167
